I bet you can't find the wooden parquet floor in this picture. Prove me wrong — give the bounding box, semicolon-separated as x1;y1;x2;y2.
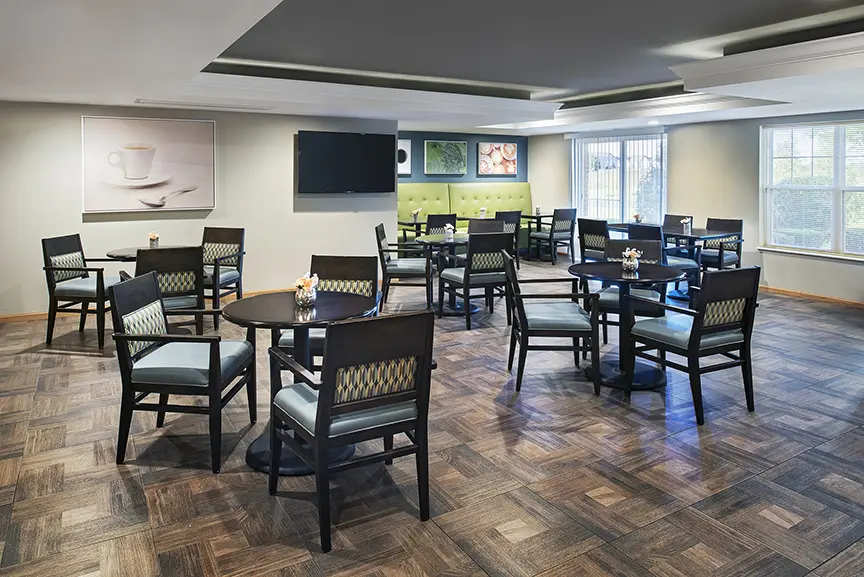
0;260;862;576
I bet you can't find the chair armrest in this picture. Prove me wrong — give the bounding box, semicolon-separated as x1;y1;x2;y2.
112;333;221;344
165;308;222;317
448;253;468;265
119;270;133;281
84;257;119;262
44;266;104;273
213;251;245;265
517;293;599;301
269;347;322;389
379;248;426;253
623;294;698;316
386;242;423;247
518;278;582;284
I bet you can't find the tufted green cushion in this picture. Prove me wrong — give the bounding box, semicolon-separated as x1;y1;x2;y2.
397;183;451;223
440;268;505;285
131;340;253;385
448;183;532;218
274;383;417;437
386;258;427;276
524;302;592;331
54;275;121;298
631;315;744;349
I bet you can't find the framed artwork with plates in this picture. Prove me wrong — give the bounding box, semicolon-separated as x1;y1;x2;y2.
81;116;215;213
478;142;517;176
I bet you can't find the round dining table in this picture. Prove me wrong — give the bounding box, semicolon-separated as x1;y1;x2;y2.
106;245;191;261
222;291;378;475
568;262;685;391
414;232;477;314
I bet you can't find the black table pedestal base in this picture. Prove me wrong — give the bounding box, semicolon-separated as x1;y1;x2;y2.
440;300;482;316
585;355;667;391
245;426;355;475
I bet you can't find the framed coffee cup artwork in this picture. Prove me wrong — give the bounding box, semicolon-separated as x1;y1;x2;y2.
81;116;215;213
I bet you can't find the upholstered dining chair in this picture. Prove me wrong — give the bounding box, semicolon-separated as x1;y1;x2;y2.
663;213;693;255
278;255;379;369
495;210;522;269
424;213;457;235
702;218;744;272
627;266;761;425
268;310;435;553
109;272;255;473
528;208;577;264
131;246;208;334
577;218;610;264
375;223;433;309
467;218;505;234
42;233;121;350
628;223;702;293
201;227;246;329
438;232;512;330
591;239;667;344
503;252;601;393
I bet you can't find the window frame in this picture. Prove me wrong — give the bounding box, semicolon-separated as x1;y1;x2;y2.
760;121;864;260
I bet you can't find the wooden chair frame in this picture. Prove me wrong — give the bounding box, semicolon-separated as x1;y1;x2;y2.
495;210;522;270
528;208;577;264
202;227;246;329
375;223;434;309
131;246;208;335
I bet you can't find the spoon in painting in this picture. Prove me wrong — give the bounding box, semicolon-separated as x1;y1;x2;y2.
139;185;198;208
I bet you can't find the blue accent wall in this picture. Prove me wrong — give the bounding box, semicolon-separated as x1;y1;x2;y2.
398;131;528;183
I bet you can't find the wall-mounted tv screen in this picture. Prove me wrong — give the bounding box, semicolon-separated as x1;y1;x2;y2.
297;131;396;193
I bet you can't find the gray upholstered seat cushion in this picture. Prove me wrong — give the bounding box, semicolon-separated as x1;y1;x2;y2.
386;258;427;276
530;230;571;240
203;266;241;287
666;256;700;270
598;287;662;314
162;295;199;310
524;302;592;331
54;275;122;298
631;314;744;349
581;249;605;262
131;340;253;386
701;249;739;265
274;383;417;437
278;328;327;349
440;268;505;285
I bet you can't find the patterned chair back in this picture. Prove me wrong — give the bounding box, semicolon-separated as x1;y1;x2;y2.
467;219;504;234
109;272;168;360
466;232;512;274
551;208;577;234
627;224;666;264
424;213;457;235
495;210;522;236
317;311;434;432
374;223;392;264
577;218;610;259
310;255;378;300
704;218;744;253
134;246;205;302
201;227;245;270
605;240;662;265
694;267;761;336
42;234;88;286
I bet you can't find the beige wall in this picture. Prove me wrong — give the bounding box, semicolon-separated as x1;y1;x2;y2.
667;118;863;303
0;102;397;316
527;134;571;211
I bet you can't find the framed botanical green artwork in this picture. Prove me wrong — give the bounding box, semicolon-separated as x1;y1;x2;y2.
424;140;467;175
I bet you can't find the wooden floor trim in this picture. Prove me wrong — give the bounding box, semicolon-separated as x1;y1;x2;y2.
759;285;864;309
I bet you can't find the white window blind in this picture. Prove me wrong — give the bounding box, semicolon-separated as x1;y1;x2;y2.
572;133;667;223
762;123;864;256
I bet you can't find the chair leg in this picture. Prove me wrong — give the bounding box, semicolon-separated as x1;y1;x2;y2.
236;280;243;299
688;362;705;426
268;418;281;495
515;337;528;391
602;314;608;344
507;327;518;371
195;312;204;336
246;370;257;425
315;446;332;553
46;298;58;345
570;239;576;264
465;292;472;330
415;424;430;521
437;280;445;318
425;274;433;310
78;303;88;332
213;288;221;330
572;337;580;368
485;287;493;313
591;334;601;395
550;240;557;265
156;393;168;428
741;345;755;412
384;434;394;465
209;396;222;474
116;395;134;464
505;291;512;326
382;276;391;303
96;300;106;350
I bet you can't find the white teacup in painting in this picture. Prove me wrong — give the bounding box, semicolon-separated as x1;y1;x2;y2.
108;144;155;180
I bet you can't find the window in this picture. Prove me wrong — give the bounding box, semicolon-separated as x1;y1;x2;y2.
762;123;864;257
571;133;667;223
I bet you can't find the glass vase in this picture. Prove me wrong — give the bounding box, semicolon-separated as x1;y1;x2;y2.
149;238;159;249
621;258;639;273
295;288;317;307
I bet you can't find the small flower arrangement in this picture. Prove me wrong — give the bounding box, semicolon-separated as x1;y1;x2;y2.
294;272;319;307
295;272;319;292
633;213;643;223
535;205;541;216
622;247;643;260
680;216;692;234
680;217;691;225
411;208;421;222
443;222;455;241
444;223;455;231
622;247;642;272
479;206;488;218
148;231;159;249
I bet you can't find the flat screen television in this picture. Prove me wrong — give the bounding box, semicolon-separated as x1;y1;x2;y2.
297;131;396;193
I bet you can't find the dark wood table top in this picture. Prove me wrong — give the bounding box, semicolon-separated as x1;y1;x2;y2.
398;220;426;227
521;214;553;220
568;262;686;284
221;291;377;329
106;245;193;261
414;232;470;246
606;222;736;240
